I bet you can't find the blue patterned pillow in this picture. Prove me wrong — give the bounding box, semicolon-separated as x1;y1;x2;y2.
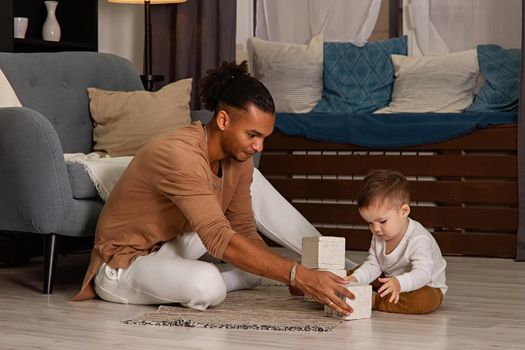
467;44;521;112
313;36;407;113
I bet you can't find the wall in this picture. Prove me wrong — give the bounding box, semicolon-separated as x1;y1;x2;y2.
99;1;252;72
236;0;254;47
98;0;143;72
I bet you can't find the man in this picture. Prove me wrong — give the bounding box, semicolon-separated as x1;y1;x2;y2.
75;61;354;315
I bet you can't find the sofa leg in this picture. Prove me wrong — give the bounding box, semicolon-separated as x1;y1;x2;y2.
43;233;59;294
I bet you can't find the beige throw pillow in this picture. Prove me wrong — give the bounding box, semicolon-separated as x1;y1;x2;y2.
376;49;479;113
0;68;22;107
250;33;323;113
88;79;192;156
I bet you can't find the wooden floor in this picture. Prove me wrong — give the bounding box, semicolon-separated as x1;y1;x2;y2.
1;250;524;350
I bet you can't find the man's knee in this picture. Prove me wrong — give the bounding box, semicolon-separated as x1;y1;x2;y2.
184;264;227;310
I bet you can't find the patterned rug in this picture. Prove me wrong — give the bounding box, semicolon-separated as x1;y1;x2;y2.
122;285;342;332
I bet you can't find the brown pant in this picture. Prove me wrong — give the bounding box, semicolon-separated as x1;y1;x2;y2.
370;278;443;314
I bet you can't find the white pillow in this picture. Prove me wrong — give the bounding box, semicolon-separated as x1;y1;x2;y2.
0;68;22;107
376;49;479;113
250;33;323;113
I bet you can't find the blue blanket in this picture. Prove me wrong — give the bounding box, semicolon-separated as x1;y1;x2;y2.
274;112;517;148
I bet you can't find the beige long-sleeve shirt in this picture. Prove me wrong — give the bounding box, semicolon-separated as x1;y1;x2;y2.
74;122;262;300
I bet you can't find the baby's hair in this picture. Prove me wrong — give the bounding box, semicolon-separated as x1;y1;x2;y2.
357;169;410;209
199;60;275;115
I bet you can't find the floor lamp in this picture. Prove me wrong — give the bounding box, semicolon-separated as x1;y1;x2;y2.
108;0;186;91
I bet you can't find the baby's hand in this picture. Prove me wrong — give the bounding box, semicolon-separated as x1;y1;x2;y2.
377;277;400;304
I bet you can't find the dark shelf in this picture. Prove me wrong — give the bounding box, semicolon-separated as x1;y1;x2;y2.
0;0;97;53
13;38;97;52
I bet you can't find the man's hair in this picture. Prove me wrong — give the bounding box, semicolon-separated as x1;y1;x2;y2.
357;169;410;209
200;61;275;115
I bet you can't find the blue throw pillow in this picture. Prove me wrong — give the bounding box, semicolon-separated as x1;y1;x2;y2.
467;44;521;112
313;36;408;114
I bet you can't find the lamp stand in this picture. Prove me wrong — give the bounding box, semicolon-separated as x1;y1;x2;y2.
141;0;164;91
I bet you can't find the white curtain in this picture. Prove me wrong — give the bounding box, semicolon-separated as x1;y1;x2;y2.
255;0;382;45
405;0;449;55
406;0;522;55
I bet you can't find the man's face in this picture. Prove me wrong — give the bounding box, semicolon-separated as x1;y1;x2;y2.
220;104;275;162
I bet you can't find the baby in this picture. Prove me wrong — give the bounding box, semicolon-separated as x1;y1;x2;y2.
348;169;447;314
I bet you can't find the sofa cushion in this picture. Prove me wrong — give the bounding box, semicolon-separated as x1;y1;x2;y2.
89;78;192;156
313;36;408;114
467;44;521;112
66;163;99;199
251;33;323;113
376;49;479;113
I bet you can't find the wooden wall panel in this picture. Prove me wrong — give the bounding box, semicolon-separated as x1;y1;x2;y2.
266;178;517;204
316;228;516;258
292;203;517;231
260;154;517;178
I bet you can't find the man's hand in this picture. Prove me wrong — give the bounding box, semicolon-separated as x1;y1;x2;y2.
377;277;401;304
221;235;354;315
288;284;304;296
294;266;354;316
347;275;358;283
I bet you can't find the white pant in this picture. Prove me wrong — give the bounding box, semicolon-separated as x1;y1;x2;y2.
94;168;356;309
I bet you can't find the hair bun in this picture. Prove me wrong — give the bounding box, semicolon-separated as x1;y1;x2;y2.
199;60;274;114
200;61;249;111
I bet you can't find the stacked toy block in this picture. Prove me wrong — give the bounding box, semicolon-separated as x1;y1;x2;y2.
301;236;346;302
301;236;346;277
301;236;372;321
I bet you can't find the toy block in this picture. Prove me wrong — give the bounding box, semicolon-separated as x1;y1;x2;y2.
301;236;345;269
324;283;372;320
318;268;347;278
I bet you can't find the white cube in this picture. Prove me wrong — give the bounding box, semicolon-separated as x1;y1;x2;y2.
301;236;346;269
324;283;372;320
318;268;347;278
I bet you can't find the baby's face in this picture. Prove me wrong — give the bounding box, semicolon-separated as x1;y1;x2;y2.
359;199;410;242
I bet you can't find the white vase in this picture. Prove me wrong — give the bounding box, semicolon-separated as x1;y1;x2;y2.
42;1;61;42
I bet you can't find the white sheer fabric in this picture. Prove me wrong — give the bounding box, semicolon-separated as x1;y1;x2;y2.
404;0;449;55
430;0;521;51
405;0;522;55
255;0;382;45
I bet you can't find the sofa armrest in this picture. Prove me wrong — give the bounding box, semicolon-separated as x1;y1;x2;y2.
0;107;73;234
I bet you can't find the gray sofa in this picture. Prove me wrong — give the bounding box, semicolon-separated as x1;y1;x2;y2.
0;52;147;294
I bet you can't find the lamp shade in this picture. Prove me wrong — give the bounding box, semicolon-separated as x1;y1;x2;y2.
108;0;185;4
